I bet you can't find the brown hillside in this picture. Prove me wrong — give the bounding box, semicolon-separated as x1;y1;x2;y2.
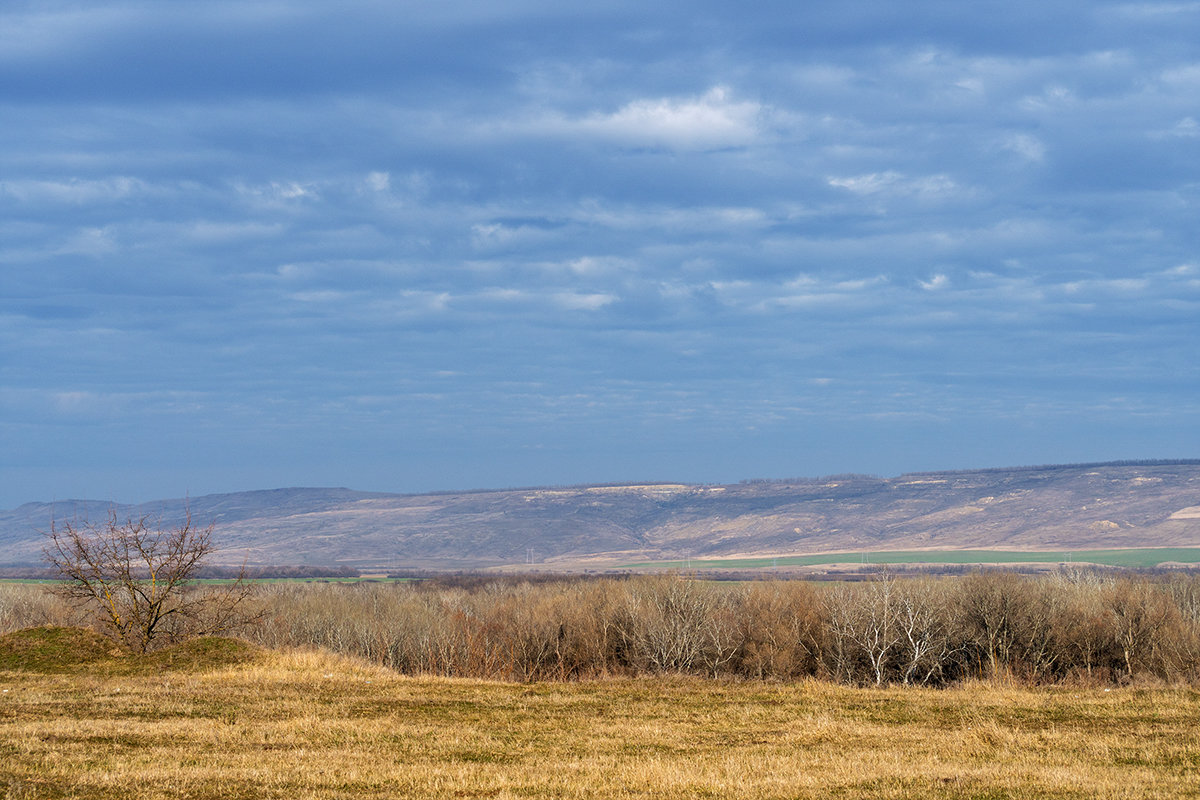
2;462;1198;569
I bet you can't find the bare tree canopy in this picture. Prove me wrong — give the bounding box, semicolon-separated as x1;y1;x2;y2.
43;510;256;652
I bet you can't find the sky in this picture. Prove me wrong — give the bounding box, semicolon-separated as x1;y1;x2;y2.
2;0;1199;508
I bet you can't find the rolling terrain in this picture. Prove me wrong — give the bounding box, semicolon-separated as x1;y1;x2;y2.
2;461;1199;569
6;634;1198;799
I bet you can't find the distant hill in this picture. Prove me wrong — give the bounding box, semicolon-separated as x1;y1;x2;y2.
2;461;1199;569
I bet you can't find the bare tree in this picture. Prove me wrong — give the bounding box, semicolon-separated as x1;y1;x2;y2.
43;509;257;652
854;576;902;686
700;590;742;678
619;576;713;673
894;579;954;686
824;578;903;686
1106;578;1185;680
737;581;824;679
955;572;1024;678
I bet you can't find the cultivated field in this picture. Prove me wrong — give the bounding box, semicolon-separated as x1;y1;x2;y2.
2;637;1199;799
620;547;1200;570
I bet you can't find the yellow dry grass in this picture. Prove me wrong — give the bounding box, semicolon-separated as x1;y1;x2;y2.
2;648;1198;799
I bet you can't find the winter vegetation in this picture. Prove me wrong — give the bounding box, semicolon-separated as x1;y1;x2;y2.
4;569;1200;798
5;570;1200;686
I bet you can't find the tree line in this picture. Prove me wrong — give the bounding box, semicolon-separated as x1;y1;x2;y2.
241;571;1200;686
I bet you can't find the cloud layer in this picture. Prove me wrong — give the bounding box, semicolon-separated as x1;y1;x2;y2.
2;0;1198;506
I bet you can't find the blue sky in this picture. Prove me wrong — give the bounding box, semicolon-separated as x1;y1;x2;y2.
2;0;1199;507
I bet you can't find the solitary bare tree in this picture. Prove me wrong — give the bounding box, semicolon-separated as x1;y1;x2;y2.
43;509;257;652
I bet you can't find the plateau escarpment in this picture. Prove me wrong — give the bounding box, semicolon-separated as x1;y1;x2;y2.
1;462;1198;569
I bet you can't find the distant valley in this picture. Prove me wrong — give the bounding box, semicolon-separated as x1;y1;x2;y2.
2;461;1199;570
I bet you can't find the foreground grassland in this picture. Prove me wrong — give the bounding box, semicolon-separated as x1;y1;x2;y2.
1;638;1198;799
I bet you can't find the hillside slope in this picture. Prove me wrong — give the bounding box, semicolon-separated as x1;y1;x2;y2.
2;462;1198;569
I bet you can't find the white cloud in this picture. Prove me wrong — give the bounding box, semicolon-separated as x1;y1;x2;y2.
954;77;985;94
832;276;889;291
1;177;146;204
565;202;770;232
768;292;866;310
1158;63;1200;86
517;86;765;151
39;388;207;420
366;171;391;191
275;182;312;199
828;172;902;194
551;292;617;311
186;221;285;242
1001;133;1046;162
55;227;118;257
1058;278;1149;295
1164;117;1200;137
276;264;311;280
716;273;892;314
0;6;135;61
827;171;960;198
286;290;351;303
788;64;856;89
1020;84;1075;111
542;256;634;277
478;288;527;303
366;290;451;316
464;288;616;312
1109;3;1200;18
52;391;98;414
236;181;317;204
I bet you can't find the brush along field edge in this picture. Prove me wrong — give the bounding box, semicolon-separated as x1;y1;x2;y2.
2;649;1199;799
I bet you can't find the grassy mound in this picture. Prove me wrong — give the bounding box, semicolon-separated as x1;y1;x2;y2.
137;635;262;674
0;626;261;674
0;626;119;672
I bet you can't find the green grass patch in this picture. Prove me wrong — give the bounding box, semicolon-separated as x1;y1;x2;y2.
0;626;261;675
132;636;262;675
191;576;418;585
0;626;117;672
0;576;417;587
620;547;1200;570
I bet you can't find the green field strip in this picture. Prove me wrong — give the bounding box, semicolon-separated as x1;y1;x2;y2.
619;547;1200;570
0;576;418;586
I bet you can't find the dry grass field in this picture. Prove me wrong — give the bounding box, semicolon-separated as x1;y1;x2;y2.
1;629;1199;799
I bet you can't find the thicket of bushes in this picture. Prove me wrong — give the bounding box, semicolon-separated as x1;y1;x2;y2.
245;571;1200;686
0;583;70;634
4;571;1198;686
